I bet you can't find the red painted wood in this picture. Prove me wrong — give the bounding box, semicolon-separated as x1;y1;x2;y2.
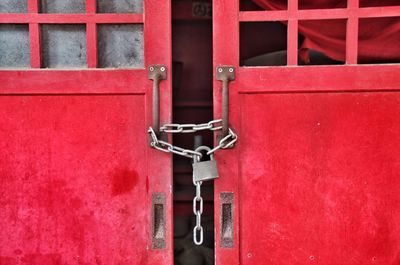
214;1;400;265
287;0;298;65
239;6;400;21
0;14;143;24
236;65;400;92
0;70;147;94
213;0;240;264
86;23;98;68
29;23;41;68
27;0;39;13
0;0;173;264
238;92;400;265
346;0;359;64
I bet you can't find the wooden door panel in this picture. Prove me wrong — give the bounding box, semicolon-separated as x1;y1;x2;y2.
0;0;172;264
0;96;150;264
239;92;400;265
213;1;400;264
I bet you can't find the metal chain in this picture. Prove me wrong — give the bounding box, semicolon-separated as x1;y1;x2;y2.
148;121;237;159
161;119;222;133
148;120;237;246
193;178;204;245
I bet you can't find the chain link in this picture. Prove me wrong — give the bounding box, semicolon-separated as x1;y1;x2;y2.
160;119;222;133
148;120;237;246
193;177;204;245
148;120;237;160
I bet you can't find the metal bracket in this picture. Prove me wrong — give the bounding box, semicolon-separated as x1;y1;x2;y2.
149;65;167;135
216;66;235;139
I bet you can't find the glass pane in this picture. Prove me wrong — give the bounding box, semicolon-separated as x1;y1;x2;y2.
360;0;399;7
0;0;27;13
0;24;30;68
97;24;144;68
299;0;346;9
240;0;287;11
97;0;143;13
240;22;288;66
41;25;87;68
298;19;345;65
40;0;85;13
358;17;400;64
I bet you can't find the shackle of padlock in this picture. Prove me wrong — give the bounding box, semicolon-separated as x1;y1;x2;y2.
193;146;213;162
192;146;219;183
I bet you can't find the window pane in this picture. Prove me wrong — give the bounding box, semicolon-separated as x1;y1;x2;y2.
97;24;144;68
240;22;288;66
40;0;85;13
97;0;143;13
358;17;400;64
0;24;30;68
0;0;27;13
41;25;87;68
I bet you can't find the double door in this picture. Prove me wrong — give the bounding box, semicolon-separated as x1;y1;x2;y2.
1;0;400;264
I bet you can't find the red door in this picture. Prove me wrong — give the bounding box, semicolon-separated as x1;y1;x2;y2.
0;1;172;264
213;1;400;264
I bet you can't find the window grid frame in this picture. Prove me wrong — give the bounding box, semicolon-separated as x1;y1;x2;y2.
238;0;400;65
0;0;144;68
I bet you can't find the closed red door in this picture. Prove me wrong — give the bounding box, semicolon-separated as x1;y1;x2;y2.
0;1;172;264
213;1;400;265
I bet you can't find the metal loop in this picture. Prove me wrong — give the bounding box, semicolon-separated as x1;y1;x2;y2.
193;196;203;215
195;211;202;227
148;122;237;160
193;226;204;245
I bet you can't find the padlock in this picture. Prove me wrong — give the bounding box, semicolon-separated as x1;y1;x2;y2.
192;146;219;182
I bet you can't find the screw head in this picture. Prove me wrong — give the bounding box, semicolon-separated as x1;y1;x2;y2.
160;66;166;72
149;66;154;71
229;68;234;73
218;68;223;73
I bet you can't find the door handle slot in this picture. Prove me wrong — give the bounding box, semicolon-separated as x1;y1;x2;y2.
152;192;166;249
220;192;234;248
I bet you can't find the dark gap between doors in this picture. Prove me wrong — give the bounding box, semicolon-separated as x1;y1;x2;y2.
172;1;214;264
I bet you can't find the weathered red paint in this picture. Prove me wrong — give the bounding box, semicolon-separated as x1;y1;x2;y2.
213;0;400;264
0;0;172;264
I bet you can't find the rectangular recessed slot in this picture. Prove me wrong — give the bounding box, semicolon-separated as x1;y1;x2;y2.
41;24;87;68
97;0;143;13
0;0;27;13
240;22;288;66
40;0;85;13
152;193;166;249
298;19;346;65
358;17;400;64
0;24;30;68
220;192;234;248
97;24;144;68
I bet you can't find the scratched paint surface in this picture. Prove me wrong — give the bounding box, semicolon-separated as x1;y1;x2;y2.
0;95;149;264
239;92;400;265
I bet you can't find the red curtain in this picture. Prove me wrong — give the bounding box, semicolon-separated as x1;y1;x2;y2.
252;0;400;63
